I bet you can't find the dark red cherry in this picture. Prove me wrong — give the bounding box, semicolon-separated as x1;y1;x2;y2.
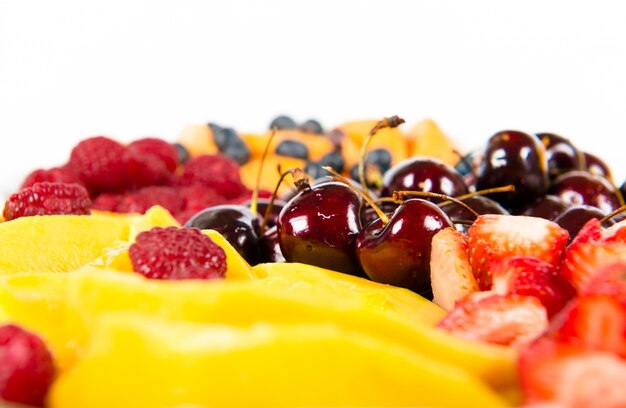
475;130;549;210
440;195;509;222
517;194;571;221
184;204;262;265
356;198;453;297
241;198;287;229
360;201;399;228
550;170;621;214
258;226;286;263
381;157;468;202
277;181;362;275
554;205;613;243
584;151;613;180
536;132;584;179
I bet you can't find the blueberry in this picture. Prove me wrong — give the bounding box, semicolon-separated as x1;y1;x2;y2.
319;150;345;173
174;143;190;165
299;119;324;135
209;123;251;165
269;115;297;130
275;140;309;160
455;150;479;176
304;161;326;180
366;148;393;173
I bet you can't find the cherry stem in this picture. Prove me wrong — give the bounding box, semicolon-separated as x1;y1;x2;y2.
250;127;278;216
454;185;515;201
323;166;390;225
601;204;626;225
392;190;480;219
260;166;308;234
358;115;405;196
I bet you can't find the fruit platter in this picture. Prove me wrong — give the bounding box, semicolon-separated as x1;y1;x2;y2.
1;115;626;408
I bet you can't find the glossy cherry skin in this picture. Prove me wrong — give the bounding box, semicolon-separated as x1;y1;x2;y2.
258;226;286;263
584;151;613;181
475;130;549;211
356;198;453;297
241;198;287;229
381;157;468;201
277;181;362;275
517;194;571;221
550;170;621;214
184;204;262;265
440;196;509;222
554;205;613;243
536;132;585;179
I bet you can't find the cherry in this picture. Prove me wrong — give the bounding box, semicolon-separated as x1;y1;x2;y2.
475;130;548;210
277;180;363;275
356;198;454;297
241;198;287;229
584;151;613;180
549;170;621;214
554;205;613;242
516;194;571;221
258;226;286;263
381;157;468;202
440;195;509;222
184;205;262;265
360;200;399;228
536;132;584;179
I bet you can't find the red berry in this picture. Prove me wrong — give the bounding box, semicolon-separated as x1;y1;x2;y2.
117;186;184;215
69;136;132;194
3;182;92;221
467;214;569;290
128;138;179;173
176;154;246;199
91;192;124;212
0;324;56;406
491;255;576;318
129;226;227;280
20;165;79;189
179;185;222;214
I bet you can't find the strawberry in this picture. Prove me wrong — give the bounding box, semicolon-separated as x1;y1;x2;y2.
581;262;626;306
491;255;576;318
467;214;569;290
437;293;548;348
430;227;479;311
520;336;626;407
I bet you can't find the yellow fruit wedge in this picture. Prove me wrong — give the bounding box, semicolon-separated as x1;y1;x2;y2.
0;214;130;274
406;118;459;166
0;273;76;370
49;312;508;408
339;119;409;166
239;155;305;195
177;124;218;157
202;230;255;280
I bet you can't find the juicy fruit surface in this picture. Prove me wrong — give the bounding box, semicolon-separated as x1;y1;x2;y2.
3;182;92;221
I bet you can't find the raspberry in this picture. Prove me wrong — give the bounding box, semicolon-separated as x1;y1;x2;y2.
128;138;179;173
3;182;92;221
92;192;124;212
69;136;131;194
127;155;173;188
117;186;184;215
176;154;246;199
0;324;56;406
180;185;222;213
129;226;227;280
20;165;79;189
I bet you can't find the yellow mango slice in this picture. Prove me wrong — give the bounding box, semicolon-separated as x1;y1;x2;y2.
49;312;508;408
0;214;129;274
202;230;255;280
406;118;459;166
177;124;218;157
339;119;409;167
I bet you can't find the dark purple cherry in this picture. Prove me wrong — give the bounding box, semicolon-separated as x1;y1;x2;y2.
517;194;571;221
381;157;468;202
241;198;287;229
536;132;584;179
258;226;286;263
360;201;399;228
621;180;626;202
554;205;613;243
440;196;509;222
184;204;262;265
277;181;362;275
356;198;453;297
475;130;549;210
550;170;621;214
584;151;613;181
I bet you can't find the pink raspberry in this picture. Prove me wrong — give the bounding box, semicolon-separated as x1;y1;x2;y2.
3;182;92;221
20;165;79;189
129;226;227;280
128;138;179;173
176;154;246;199
117;186;185;215
0;324;56;407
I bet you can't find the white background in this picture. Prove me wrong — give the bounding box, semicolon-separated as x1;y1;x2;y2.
1;0;625;199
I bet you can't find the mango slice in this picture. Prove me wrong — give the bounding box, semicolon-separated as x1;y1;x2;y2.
406;118;459;166
49;312;508;408
0;214;129;274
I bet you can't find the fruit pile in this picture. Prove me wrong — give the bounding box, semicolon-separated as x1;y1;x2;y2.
1;115;626;407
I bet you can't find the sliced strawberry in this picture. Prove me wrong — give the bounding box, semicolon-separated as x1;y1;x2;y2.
467;214;569;290
437;293;548;348
582;262;626;306
561;240;626;291
430;227;479;311
599;218;626;244
520;336;626;407
568;217;604;246
491;255;576;318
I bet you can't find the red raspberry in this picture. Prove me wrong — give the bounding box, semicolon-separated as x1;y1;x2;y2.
92;192;124;212
20;165;79;189
128;138;179;173
117;186;185;215
127;155;173;189
3;182;92;221
176;154;246;199
0;324;56;407
180;185;222;213
69;136;131;194
129;226;227;280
